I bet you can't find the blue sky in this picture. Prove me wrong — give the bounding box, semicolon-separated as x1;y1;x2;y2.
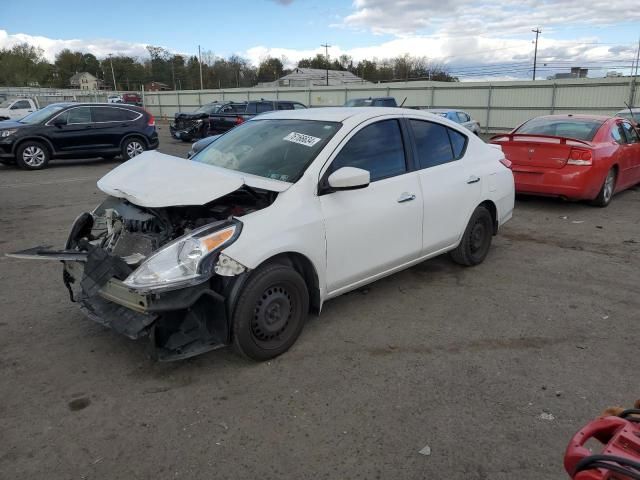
1;0;639;80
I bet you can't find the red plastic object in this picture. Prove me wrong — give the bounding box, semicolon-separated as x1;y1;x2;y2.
564;416;640;479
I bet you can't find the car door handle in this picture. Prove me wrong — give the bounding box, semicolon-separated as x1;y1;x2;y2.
467;175;480;184
397;192;416;203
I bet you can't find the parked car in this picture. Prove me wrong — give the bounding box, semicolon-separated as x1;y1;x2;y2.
0;102;158;170
426;109;481;135
171;100;307;142
9;107;514;361
122;93;143;106
0;98;38;121
344;97;398;107
490;114;640;206
187;134;221;158
107;94;123;103
615;107;640;127
170;102;227;141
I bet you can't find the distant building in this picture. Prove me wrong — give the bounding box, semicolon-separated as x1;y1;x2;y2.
260;68;369;87
69;72;103;90
145;81;171;92
547;67;589;80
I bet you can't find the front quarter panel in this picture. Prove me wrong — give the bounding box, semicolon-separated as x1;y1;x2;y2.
221;174;327;296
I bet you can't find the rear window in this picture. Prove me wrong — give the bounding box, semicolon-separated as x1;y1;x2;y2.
516;117;603;141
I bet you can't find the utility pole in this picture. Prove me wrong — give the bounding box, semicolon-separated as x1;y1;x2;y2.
532;28;541;80
108;53;117;91
321;43;331;86
198;45;204;90
634;37;640;77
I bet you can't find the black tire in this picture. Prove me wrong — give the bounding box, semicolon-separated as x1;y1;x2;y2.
121;137;146;160
15;141;50;170
590;168;616;207
450;206;493;266
232;263;309;361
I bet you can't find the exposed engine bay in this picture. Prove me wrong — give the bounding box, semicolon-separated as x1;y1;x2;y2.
55;185;276;360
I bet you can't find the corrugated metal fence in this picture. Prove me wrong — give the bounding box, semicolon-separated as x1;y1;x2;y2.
142;77;638;133
2;78;637;133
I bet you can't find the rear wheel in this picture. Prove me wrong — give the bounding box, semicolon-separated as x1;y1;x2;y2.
16;141;50;170
590;168;616;207
232;263;309;361
122;137;146;160
450;206;493;266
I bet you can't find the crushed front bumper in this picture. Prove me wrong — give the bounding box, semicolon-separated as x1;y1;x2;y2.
10;245;232;361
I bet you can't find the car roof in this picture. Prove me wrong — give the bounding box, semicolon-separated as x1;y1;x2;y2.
531;114;612;122
255;106;416;122
49;102;144;110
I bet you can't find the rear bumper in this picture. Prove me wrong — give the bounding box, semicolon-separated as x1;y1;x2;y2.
513;165;602;200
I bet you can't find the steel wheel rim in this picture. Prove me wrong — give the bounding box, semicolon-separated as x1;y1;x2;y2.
126;141;144;158
603;171;615;202
23;146;45;167
251;285;294;348
470;220;488;254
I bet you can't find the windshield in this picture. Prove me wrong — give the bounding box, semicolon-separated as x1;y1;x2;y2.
516;117;604;141
19;104;68;125
192;119;341;182
195;104;222;114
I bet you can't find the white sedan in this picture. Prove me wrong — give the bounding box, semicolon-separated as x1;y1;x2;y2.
10;108;514;361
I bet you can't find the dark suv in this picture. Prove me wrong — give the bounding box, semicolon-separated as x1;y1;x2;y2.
0;103;158;170
170;100;307;141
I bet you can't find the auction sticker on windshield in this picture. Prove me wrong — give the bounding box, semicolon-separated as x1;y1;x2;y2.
283;132;321;147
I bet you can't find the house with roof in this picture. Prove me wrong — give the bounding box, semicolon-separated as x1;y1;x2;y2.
69;72;103;90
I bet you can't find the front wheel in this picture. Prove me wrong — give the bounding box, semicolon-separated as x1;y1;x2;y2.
590;168;616;207
232;263;309;361
450;206;494;266
122;138;146;160
16;141;50;170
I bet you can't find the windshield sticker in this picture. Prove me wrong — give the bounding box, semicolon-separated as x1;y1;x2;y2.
283;132;321;147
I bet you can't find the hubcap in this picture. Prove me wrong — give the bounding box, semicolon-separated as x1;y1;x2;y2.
603;171;615;202
22;146;46;167
126;141;144;158
252;286;293;344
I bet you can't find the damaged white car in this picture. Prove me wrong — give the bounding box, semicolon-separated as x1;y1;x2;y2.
10;108;514;361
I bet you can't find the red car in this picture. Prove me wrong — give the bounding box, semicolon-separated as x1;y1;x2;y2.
490;114;640;206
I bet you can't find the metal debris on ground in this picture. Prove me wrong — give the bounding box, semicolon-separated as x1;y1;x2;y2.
419;445;432;456
538;412;556;421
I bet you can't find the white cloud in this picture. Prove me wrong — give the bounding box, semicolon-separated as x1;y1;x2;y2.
0;29;153;62
342;0;640;36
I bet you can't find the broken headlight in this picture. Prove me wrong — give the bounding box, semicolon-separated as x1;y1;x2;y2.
123;222;240;292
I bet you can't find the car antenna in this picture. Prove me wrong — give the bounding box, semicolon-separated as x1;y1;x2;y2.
624;101;637;122
399;97;407;107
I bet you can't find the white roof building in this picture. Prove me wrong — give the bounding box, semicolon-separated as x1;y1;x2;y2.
260;68;369;87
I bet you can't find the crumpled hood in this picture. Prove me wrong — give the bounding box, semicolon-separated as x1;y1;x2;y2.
97;151;291;208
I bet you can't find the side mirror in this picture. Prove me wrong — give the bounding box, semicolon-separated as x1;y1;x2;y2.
51;116;66;127
327;167;370;191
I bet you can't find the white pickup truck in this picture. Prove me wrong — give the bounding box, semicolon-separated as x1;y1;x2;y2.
0;98;39;121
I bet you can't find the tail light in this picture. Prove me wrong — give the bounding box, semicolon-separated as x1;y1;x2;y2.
499;158;512;169
234;116;245;125
145;110;155;127
567;148;592;166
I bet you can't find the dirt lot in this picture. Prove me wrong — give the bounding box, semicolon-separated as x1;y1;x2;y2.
1;124;639;480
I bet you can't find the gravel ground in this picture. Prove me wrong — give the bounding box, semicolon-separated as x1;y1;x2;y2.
1;123;639;479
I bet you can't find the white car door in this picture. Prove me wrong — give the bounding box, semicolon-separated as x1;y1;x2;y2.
9;99;34;119
319;118;423;294
407;118;482;253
